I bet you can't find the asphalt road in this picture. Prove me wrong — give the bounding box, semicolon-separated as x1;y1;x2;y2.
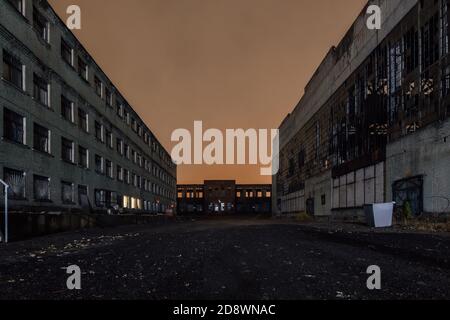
0;218;449;300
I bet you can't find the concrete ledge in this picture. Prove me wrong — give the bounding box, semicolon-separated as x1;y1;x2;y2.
0;212;174;241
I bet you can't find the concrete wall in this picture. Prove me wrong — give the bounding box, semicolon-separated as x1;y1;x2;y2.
386;118;450;213
274;0;418;216
0;0;176;213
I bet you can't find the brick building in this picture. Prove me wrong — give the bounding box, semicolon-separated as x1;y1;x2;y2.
177;181;272;215
0;0;177;214
274;0;450;217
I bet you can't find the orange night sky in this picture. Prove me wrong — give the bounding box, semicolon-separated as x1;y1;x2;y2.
48;0;366;184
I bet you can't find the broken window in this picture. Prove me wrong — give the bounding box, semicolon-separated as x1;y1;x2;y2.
389;40;403;93
3;168;26;200
404;28;419;74
3;108;25;144
421;13;440;69
442;0;449;56
33;175;50;201
3;50;23;89
33;123;50;154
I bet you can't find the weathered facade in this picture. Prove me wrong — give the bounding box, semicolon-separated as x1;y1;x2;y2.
177;181;272;215
274;0;450;217
0;0;177;214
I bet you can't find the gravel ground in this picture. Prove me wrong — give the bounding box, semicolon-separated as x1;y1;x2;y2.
0;218;449;300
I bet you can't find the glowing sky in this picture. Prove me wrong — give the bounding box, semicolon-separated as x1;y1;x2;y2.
49;0;366;184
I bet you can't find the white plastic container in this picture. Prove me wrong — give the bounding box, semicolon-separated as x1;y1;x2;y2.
364;202;395;228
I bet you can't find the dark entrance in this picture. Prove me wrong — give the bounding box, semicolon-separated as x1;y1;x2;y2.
393;176;423;216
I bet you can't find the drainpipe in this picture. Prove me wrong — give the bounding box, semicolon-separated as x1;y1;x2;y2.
0;180;9;244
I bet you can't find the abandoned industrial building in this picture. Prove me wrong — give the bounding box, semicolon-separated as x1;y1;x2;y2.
177;181;272;215
0;0;177;214
274;0;450;217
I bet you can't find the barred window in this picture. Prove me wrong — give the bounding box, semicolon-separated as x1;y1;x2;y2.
3;108;25;144
33;123;50;154
3;50;23;89
34;175;50;201
3;168;26;200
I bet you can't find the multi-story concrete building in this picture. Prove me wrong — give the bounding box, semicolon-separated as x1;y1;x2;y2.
274;0;450;218
0;0;176;214
177;181;272;215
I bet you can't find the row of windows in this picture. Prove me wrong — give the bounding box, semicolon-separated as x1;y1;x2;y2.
2;107;175;199
177;190;272;199
5;0;174;170
3;167;172;211
3;166;82;204
2;48;175;187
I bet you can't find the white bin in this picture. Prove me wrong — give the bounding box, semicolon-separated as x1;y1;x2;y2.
364;202;395;228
